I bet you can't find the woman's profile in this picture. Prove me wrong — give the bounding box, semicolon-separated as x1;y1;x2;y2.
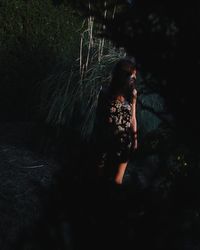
92;57;138;185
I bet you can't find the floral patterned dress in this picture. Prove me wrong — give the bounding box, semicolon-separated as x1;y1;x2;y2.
107;98;133;162
93;87;134;173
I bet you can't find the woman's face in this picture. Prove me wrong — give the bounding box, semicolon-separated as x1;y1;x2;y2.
128;69;137;90
122;69;137;98
130;70;137;82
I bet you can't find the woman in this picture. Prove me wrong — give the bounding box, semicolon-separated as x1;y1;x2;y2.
93;57;138;185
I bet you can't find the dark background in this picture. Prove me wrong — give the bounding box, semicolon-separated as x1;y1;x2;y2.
0;1;200;249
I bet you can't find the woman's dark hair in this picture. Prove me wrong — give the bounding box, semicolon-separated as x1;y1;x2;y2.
109;57;137;102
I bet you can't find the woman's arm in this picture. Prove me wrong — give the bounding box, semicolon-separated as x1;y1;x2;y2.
131;89;138;150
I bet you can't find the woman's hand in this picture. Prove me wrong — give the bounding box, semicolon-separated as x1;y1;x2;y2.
132;88;137;99
133;139;138;150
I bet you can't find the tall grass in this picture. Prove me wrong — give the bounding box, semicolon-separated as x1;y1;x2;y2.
39;14;126;141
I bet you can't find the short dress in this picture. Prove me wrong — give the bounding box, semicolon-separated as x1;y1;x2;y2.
93;87;134;173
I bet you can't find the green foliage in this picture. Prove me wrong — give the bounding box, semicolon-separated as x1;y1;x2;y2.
0;0;82;120
0;0;81;59
133;125;195;201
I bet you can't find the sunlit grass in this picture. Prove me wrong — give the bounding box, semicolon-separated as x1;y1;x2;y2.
39;19;126;141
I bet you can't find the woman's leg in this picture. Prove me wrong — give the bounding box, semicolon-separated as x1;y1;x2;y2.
114;161;128;185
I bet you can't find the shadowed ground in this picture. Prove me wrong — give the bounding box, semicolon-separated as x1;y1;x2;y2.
0;122;199;250
0;122;63;250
